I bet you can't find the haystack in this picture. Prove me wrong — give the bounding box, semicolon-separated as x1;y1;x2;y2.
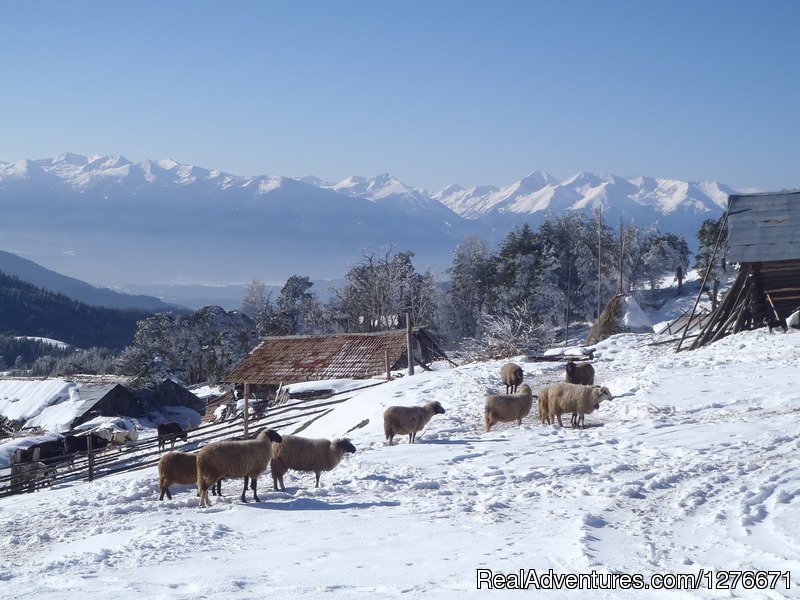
585;294;653;345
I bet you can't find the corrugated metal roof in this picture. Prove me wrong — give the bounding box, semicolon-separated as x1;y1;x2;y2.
226;330;413;385
728;190;800;264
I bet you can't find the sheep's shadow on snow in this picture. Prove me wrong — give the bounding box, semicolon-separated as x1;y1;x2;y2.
568;422;605;429
246;498;401;511
415;438;508;446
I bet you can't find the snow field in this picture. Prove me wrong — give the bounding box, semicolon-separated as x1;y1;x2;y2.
1;329;799;598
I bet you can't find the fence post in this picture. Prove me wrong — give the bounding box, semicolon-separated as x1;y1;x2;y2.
243;383;250;437
406;313;414;376
87;435;94;482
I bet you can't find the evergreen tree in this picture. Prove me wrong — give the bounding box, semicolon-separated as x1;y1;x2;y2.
444;236;496;339
695;216;729;308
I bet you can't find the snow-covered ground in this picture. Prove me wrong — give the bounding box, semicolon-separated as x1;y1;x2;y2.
2;327;799;598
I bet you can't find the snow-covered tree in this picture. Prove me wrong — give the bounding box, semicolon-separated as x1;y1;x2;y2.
117;307;258;384
641;233;691;294
333;248;431;332
444;235;496;340
695;216;729;309
241;279;276;336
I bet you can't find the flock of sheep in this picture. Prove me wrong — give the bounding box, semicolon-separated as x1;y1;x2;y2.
158;428;357;507
485;360;613;432
158;358;611;506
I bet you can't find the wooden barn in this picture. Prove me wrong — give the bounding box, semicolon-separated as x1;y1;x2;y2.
684;189;800;350
226;328;449;392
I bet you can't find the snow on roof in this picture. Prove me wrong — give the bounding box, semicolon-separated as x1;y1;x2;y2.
0;379;76;424
188;383;228;400
0;433;63;469
0;379;124;433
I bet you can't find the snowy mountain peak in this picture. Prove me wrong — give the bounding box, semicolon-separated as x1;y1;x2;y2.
297;175;334;187
519;170;559;188
440;183;465;195
82;155;132;172
54;152;89;166
370;172;400;187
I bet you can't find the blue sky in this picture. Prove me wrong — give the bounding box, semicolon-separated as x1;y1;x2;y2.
1;1;798;191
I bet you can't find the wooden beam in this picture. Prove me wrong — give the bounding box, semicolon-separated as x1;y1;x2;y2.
678;210;729;351
413;355;432;372
243;383;250;437
689;267;745;350
763;286;800;294
406;313;414;376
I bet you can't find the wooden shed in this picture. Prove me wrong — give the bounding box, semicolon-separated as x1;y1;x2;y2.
73;383;142;424
684;189;800;349
226;328;448;389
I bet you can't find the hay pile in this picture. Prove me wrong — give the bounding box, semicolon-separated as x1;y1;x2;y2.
585;294;653;345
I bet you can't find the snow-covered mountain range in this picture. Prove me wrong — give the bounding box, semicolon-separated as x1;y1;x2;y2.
0;153;731;287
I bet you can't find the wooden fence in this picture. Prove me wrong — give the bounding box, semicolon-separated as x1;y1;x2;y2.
0;388;364;499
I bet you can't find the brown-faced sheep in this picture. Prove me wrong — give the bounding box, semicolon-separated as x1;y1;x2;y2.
195;428;283;507
500;362;524;393
270;435;356;491
383;401;446;445
541;382;613;428
565;361;594;385
485;383;534;432
158;451;222;501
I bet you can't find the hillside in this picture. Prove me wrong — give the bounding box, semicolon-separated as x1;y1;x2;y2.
0;272;151;350
0;250;181;311
0;318;798;596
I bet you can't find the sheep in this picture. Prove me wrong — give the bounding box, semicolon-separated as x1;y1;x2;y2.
484;384;534;432
538;388;551;425
157;422;188;451
383;401;446;445
157;451;222;501
540;382;613;428
565;361;594;385
565;361;596;426
195;428;283;507
270;436;356;491
500;362;524;393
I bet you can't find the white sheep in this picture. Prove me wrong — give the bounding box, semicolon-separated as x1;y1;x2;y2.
270;435;356;491
500;362;524;393
195;428;283;507
158;451;222;501
484;383;534;432
564;361;596;426
540;382;613;428
383;401;446;445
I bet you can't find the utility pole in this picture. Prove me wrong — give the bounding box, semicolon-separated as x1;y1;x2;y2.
406;312;414;376
565;254;572;345
597;206;602;318
618;216;625;294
